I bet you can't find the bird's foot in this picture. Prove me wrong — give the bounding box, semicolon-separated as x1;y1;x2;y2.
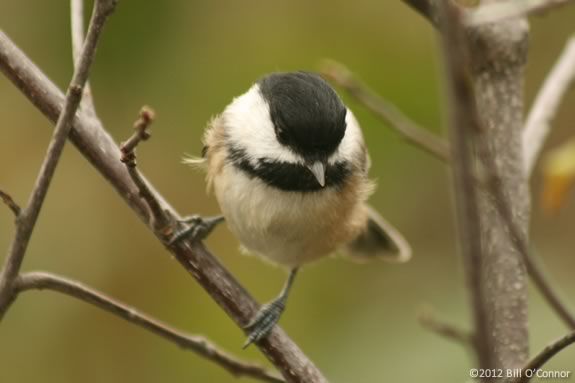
168;215;224;246
243;298;286;349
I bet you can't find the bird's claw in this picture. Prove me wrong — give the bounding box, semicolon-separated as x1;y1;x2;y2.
243;299;285;349
168;215;224;246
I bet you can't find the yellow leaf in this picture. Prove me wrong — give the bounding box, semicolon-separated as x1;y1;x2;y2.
541;138;575;214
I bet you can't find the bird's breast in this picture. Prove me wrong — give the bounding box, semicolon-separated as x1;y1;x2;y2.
212;163;370;267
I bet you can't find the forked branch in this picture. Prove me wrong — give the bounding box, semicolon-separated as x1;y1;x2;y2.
0;26;327;383
0;0;118;318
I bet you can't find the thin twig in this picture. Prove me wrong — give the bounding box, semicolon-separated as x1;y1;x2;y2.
509;331;575;383
119;106;171;231
438;1;495;370
0;0;118;318
14;272;284;383
71;0;97;114
120;106;154;160
522;36;575;176
321;60;450;162
418;306;473;346
0;31;328;383
466;0;575;26
0;190;21;218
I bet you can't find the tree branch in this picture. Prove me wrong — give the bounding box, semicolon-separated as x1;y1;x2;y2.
417;306;473;346
14;271;283;383
0;0;118;318
510;331;575;383
478;146;575;328
522;36;575;176
71;0;97;114
120;106;154;160
406;0;575;368
0;30;327;383
469;35;575;334
119;106;171;230
466;0;575;26
437;2;495;370
0;189;21;218
320;60;450;162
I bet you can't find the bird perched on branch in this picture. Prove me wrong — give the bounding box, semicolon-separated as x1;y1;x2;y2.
174;71;411;348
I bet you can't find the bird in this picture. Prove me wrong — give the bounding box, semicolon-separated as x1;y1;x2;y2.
174;71;411;348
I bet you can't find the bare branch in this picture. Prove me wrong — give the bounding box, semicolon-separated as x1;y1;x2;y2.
510;331;575;383
15;272;284;383
456;0;575;367
437;2;495;369
0;189;21;218
441;2;494;368
525;253;575;329
0;0;118;317
321;60;450;162
466;0;575;26
118;106;170;230
409;0;571;369
71;0;97;114
466;33;575;333
417;306;473;346
120;106;154;161
436;0;536;370
0;31;327;383
523;36;575;176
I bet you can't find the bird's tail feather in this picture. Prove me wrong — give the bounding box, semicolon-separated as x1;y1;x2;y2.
344;205;411;263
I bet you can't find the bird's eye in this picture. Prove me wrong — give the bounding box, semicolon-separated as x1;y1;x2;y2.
276;126;289;143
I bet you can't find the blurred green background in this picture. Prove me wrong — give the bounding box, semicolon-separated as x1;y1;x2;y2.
1;1;574;382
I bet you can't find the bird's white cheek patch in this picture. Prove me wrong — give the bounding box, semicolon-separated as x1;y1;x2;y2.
329;109;365;165
223;84;303;165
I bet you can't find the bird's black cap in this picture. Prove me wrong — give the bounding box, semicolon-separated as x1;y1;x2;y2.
258;72;347;161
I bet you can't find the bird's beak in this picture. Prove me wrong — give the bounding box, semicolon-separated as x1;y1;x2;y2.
307;161;326;187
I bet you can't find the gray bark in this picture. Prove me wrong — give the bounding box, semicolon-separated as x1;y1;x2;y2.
470;18;531;369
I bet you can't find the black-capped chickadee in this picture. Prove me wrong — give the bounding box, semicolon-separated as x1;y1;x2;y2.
179;71;411;347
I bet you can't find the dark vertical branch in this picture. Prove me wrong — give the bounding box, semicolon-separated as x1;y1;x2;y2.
438;2;494;370
438;0;531;373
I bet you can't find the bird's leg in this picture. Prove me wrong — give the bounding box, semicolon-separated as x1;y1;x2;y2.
243;268;299;348
168;215;224;245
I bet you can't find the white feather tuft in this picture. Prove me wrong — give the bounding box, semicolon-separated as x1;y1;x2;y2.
182;153;206;169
